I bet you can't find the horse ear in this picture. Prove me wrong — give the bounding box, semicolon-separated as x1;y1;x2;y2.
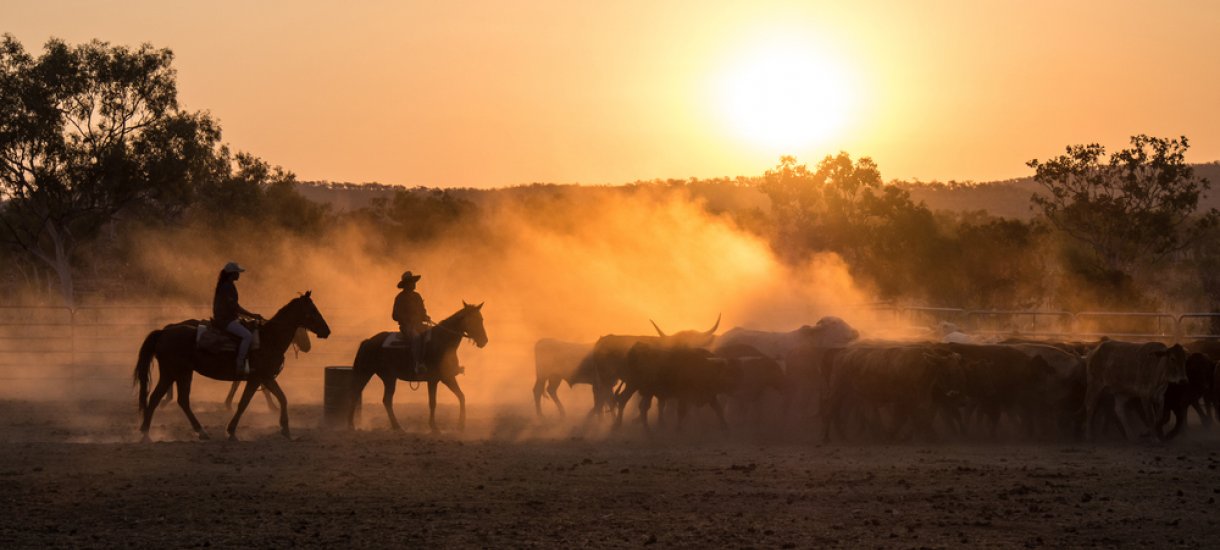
476;302;484;309
305;290;312;298
463;300;470;307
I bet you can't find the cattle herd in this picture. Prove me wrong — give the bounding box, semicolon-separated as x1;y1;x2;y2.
534;316;1219;442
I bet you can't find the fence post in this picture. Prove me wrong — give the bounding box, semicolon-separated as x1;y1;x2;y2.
69;307;77;397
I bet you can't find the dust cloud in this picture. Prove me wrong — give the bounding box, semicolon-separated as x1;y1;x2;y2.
3;185;886;431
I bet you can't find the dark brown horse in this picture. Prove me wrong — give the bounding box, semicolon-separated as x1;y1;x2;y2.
348;302;488;432
134;292;331;442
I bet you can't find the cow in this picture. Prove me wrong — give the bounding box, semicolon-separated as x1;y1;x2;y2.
941;343;1056;439
1083;341;1188;441
1158;352;1216;439
575;316;721;417
1005;343;1088;438
614;343;740;433
712;344;787;425
714;316;859;361
532;339;594;418
717;317;859;421
819;344;962;443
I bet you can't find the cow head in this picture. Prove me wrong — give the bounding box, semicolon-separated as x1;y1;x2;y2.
1156;344;1189;384
798;316;860;347
649;314;721;348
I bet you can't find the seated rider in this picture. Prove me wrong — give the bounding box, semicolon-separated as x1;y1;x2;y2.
392;271;431;373
214;262;264;376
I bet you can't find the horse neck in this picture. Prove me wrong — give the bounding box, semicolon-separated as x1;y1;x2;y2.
430;315;466;355
260;304;301;356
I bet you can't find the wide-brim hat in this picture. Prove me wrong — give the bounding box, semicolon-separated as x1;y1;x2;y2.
223;262;246;274
397;271;421;288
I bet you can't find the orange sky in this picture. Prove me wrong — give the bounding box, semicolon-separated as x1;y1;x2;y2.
8;1;1220;187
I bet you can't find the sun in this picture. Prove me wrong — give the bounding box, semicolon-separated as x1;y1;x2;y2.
715;39;856;153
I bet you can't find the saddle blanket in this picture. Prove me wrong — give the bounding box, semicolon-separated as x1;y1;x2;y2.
196;324;260;353
383;333;410;348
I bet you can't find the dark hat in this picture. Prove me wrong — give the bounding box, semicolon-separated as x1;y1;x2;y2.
397;271;422;288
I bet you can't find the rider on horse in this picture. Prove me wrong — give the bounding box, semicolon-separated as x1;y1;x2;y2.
214;262;264;376
392;270;431;373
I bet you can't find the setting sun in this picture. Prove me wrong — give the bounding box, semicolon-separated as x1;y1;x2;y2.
715;37;857;153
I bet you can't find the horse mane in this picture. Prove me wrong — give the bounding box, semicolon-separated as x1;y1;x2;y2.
437;305;474;329
268;294;309;323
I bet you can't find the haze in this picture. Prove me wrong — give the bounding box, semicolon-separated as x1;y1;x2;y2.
8;0;1219;187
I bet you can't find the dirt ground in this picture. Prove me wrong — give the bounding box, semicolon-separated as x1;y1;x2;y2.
1;398;1219;548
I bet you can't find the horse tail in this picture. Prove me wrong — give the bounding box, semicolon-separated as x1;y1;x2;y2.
135;330;161;415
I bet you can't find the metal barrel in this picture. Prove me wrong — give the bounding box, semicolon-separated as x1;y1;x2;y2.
322;366;358;428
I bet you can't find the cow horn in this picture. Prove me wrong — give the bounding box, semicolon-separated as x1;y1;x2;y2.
704;314;722;336
650;319;667;338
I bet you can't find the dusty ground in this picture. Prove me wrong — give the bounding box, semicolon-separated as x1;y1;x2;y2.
1;398;1219;548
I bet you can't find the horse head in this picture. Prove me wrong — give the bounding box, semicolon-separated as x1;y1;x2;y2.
295;290;331;339
459;301;489;348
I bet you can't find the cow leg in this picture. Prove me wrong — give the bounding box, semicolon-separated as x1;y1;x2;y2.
427;381;439;434
1109;395;1139;441
262;378;291;439
532;375;546;417
1190;399;1212;428
1083;384;1104;442
175;373;209;440
348;368;376;430
546;378;566;418
675;399;688;432
637;394;653;434
614;385;638;430
379;373;402;432
708;397;729;432
656;398;668;428
441;377;466;433
1146;397;1167;441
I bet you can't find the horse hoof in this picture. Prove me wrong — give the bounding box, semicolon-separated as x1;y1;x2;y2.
140;433;152;444
227;432;239;442
280;429;291;439
198;431;211;441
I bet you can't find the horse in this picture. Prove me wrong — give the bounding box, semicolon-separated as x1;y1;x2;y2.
133;292;331;442
348;301;488;433
153;321;312;412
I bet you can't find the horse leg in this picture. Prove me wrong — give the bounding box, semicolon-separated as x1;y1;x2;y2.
139;377;174;442
224;381;239;410
226;380;261;441
348;368;376;430
427;381;440;434
262;387;279;413
379;373;402;432
262;379;291;439
175;374;210;440
441;378;466;432
546;377;565;418
162;384;174;409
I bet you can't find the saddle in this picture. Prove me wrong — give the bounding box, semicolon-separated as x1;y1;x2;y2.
196;321;261;354
383;330;430;349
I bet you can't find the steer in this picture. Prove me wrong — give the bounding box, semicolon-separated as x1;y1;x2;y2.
713;344;787;425
820;344;961;442
532;339;594;418
1084;341;1188;441
1005;343;1087;438
575;316;720;417
615;343;740;433
1158;352;1216;440
941;343;1056;439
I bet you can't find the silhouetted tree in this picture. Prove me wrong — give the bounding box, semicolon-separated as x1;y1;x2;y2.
1028;135;1219;277
0;35;223;306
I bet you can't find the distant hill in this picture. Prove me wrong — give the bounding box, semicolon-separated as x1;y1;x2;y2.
295;162;1220;220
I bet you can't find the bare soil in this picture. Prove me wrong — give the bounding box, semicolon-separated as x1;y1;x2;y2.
1;398;1218;548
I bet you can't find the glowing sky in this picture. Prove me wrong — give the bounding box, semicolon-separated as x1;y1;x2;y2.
7;1;1220;187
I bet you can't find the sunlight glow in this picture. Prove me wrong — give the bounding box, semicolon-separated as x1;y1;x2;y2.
715;37;856;153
